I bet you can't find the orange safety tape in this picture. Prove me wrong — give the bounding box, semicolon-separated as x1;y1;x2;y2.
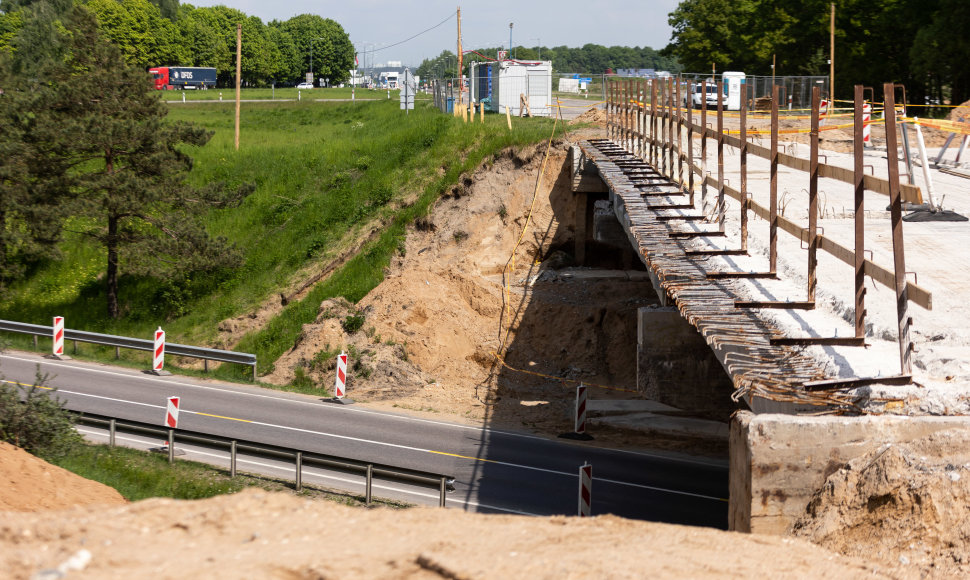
490;352;639;393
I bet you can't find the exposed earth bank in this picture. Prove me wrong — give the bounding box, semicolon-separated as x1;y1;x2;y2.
0;443;902;579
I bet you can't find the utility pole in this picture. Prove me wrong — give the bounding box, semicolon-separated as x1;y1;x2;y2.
509;22;513;59
457;6;463;110
234;23;241;151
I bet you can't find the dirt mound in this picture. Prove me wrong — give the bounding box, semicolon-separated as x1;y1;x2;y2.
1;487;900;579
0;442;126;512
572;106;607;126
791;429;970;577
948;99;970;123
261;142;656;436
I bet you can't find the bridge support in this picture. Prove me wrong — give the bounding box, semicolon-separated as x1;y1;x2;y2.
730;412;970;534
637;306;736;421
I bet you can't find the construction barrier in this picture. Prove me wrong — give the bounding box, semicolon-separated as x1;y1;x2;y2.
863;102;872;146
334;351;348;399
165;396;180;428
52;316;64;357
153;327;165;372
578;462;592;517
575;383;588;434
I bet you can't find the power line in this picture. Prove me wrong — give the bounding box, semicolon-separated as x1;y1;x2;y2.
367;11;456;54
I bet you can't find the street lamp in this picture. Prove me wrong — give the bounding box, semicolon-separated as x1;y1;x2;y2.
509;23;513;59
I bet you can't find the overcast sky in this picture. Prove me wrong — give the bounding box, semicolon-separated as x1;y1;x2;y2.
184;0;682;66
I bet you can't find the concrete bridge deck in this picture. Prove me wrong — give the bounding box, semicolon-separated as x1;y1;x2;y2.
576;138;858;413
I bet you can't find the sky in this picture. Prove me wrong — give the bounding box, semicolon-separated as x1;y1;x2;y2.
183;0;682;67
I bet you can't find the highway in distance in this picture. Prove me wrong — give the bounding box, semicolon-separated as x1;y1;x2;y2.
1;350;729;527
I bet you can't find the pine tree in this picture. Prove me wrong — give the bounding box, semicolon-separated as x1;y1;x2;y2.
58;7;251;318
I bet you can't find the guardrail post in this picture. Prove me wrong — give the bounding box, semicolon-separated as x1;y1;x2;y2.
115;346;120;360
295;451;303;491
365;464;373;506
252;363;257;382
33;335;37;350
73;339;77;354
168;429;175;464
439;477;447;507
109;419;116;447
230;440;237;478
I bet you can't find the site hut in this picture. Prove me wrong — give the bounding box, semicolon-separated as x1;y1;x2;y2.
469;60;553;117
722;71;746;111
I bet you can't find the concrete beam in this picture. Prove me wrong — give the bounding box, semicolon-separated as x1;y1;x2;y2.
570;145;609;193
730;411;970;534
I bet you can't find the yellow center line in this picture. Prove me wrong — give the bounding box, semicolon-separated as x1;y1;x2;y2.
2;379;52;390
191;411;252;423
427;449;494;463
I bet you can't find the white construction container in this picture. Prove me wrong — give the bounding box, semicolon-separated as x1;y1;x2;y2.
471;61;553;117
722;71;746;111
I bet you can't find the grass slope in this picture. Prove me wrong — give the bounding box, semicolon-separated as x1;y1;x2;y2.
1;98;559;382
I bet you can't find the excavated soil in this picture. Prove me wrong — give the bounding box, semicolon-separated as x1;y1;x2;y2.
260;137;666;445
0;444;900;580
792;429;970;578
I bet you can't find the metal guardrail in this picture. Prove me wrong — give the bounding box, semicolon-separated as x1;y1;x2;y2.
0;319;257;380
74;411;455;507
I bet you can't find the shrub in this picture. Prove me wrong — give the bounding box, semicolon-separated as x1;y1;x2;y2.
341;314;365;334
0;369;82;459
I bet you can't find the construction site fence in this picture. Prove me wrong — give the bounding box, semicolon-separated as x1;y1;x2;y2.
604;77;933;377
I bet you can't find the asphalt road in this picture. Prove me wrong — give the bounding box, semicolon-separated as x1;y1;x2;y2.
1;350;728;527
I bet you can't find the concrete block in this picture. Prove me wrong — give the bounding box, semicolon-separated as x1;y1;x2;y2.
730;411;970;535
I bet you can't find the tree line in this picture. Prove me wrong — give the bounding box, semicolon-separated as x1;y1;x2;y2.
665;0;969;106
1;0;252;318
0;0;355;87
416;44;682;80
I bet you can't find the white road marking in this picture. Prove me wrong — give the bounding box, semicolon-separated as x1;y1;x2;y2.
3;351;726;468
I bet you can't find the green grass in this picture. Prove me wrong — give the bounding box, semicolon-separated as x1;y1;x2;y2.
158;86;424;102
0;98;560;384
52;443;407;507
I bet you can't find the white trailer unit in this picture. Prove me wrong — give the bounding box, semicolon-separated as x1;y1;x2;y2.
722;71;746;111
487;61;553;117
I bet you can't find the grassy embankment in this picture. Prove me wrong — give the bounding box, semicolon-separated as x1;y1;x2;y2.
0;98;560;387
157;86;420;102
53;443;406;506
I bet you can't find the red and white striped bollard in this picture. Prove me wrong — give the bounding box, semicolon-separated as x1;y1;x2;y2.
578;462;592;517
165;396;180;428
575;384;588;434
153;327;165;373
334;351;348;400
863;102;872;147
52;316;66;358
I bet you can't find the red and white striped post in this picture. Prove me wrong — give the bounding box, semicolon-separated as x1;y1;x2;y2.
863;102;872;147
333;351;351;402
52;316;67;358
819;99;829;124
578;462;592;517
153;327;166;374
165;396;180;429
575;384;588;434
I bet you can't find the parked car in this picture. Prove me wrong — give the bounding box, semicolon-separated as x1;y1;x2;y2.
296;82;314;89
684;83;727;108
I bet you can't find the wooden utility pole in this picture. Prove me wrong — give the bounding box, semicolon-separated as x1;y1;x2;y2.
829;3;835;101
235;23;242;151
457;7;463;110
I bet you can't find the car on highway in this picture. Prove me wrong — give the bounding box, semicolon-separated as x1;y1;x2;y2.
296;82;314;89
684;83;727;108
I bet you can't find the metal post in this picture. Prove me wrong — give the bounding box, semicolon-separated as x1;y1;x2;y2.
168;429;175;464
439;476;447;507
365;464;373;506
230;440;237;477
900;118;915;186
115;346;120;359
700;81;708;207
204;359;209;373
295;451;303;491
33;335;37;350
687;83;694;204
676;80;683;187
740;83;748;251
109;419;116;447
650;80;658;167
667;77;675;179
769;84;780;273
882;83;912;375
73;339;77;354
808;86;821;302
853;85;867;339
716;81;725;229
